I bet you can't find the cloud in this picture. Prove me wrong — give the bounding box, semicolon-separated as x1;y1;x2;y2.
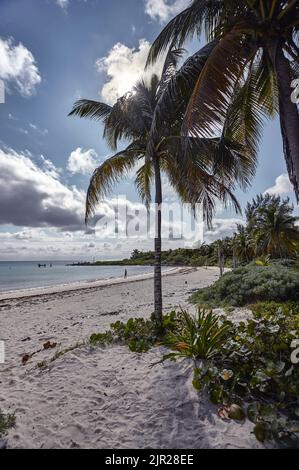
0;148;85;231
203;218;244;243
264;174;293;196
67;147;100;175
96;39;163;104
19;128;29;135
144;0;190;23
29;122;49;136
56;0;69;9
0;37;41;97
40;155;62;179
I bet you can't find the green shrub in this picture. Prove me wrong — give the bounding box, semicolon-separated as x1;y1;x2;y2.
0;410;15;437
250;301;299;319
178;305;299;445
190;261;299;307
90;312;177;353
161;307;230;361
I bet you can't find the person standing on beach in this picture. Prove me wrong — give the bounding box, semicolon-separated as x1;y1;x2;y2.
124;269;127;279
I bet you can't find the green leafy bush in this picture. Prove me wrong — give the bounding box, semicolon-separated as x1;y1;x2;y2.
188;306;299;445
90;312;177;353
0;410;15;437
161;307;230;361
190;261;299;307
250;301;299;320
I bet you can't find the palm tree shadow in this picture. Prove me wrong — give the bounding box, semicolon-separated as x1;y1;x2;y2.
132;350;217;449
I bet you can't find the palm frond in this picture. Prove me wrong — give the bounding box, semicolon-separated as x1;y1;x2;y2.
135;160;153;207
68;99;112;121
151;41;218;140
85;144;143;222
157;46;185;99
146;0;227;67
182;29;256;140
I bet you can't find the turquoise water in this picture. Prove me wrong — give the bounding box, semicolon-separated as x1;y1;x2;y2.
0;261;157;293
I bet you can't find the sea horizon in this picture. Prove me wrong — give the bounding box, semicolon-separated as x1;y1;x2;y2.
0;260;159;293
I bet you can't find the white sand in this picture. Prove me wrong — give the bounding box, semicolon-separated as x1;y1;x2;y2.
0;267;267;449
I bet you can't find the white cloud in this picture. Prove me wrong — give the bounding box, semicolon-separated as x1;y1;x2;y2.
204;218;244;243
144;0;190;23
0;37;41;97
8;113;18;120
19;128;29;135
55;0;88;11
56;0;69;9
29;123;49;136
264;174;293;196
40;155;62;179
96;39;163;104
67;147;100;175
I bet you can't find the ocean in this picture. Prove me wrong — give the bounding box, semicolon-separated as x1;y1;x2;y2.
0;261;157;294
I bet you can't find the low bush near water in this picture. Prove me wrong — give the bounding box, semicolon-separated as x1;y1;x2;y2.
190;261;299;307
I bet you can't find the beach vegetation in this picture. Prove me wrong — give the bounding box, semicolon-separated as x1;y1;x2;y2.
190;260;299;307
160;307;230;361
88;300;299;444
75;195;298;271
0;410;15;437
48;342;85;363
90;312;177;353
164;304;299;445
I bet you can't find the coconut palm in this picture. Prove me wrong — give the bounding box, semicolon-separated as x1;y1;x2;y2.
233;224;254;262
69;49;254;326
147;0;299;201
249;194;299;257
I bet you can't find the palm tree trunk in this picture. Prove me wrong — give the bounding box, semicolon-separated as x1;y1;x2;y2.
153;152;163;327
270;43;299;202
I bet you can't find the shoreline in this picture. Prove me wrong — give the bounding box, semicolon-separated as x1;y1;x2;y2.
0;266;195;302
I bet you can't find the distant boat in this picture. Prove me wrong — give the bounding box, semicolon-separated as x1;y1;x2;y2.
38;264;47;268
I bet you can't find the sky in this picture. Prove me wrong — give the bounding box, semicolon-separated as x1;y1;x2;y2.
0;0;297;261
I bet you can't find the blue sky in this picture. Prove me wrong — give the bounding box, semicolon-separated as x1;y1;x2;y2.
0;0;297;260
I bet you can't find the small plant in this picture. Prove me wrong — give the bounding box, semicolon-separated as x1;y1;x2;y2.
161;307;230;360
90;312;178;353
49;342;84;363
37;361;47;369
255;255;271;266
0;410;16;437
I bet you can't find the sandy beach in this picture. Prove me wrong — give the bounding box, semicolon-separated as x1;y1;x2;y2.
0;267;267;449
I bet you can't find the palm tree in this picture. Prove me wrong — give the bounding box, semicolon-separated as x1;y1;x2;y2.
249;194;299;257
69;49;253;327
234;224;254;262
146;0;299;201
